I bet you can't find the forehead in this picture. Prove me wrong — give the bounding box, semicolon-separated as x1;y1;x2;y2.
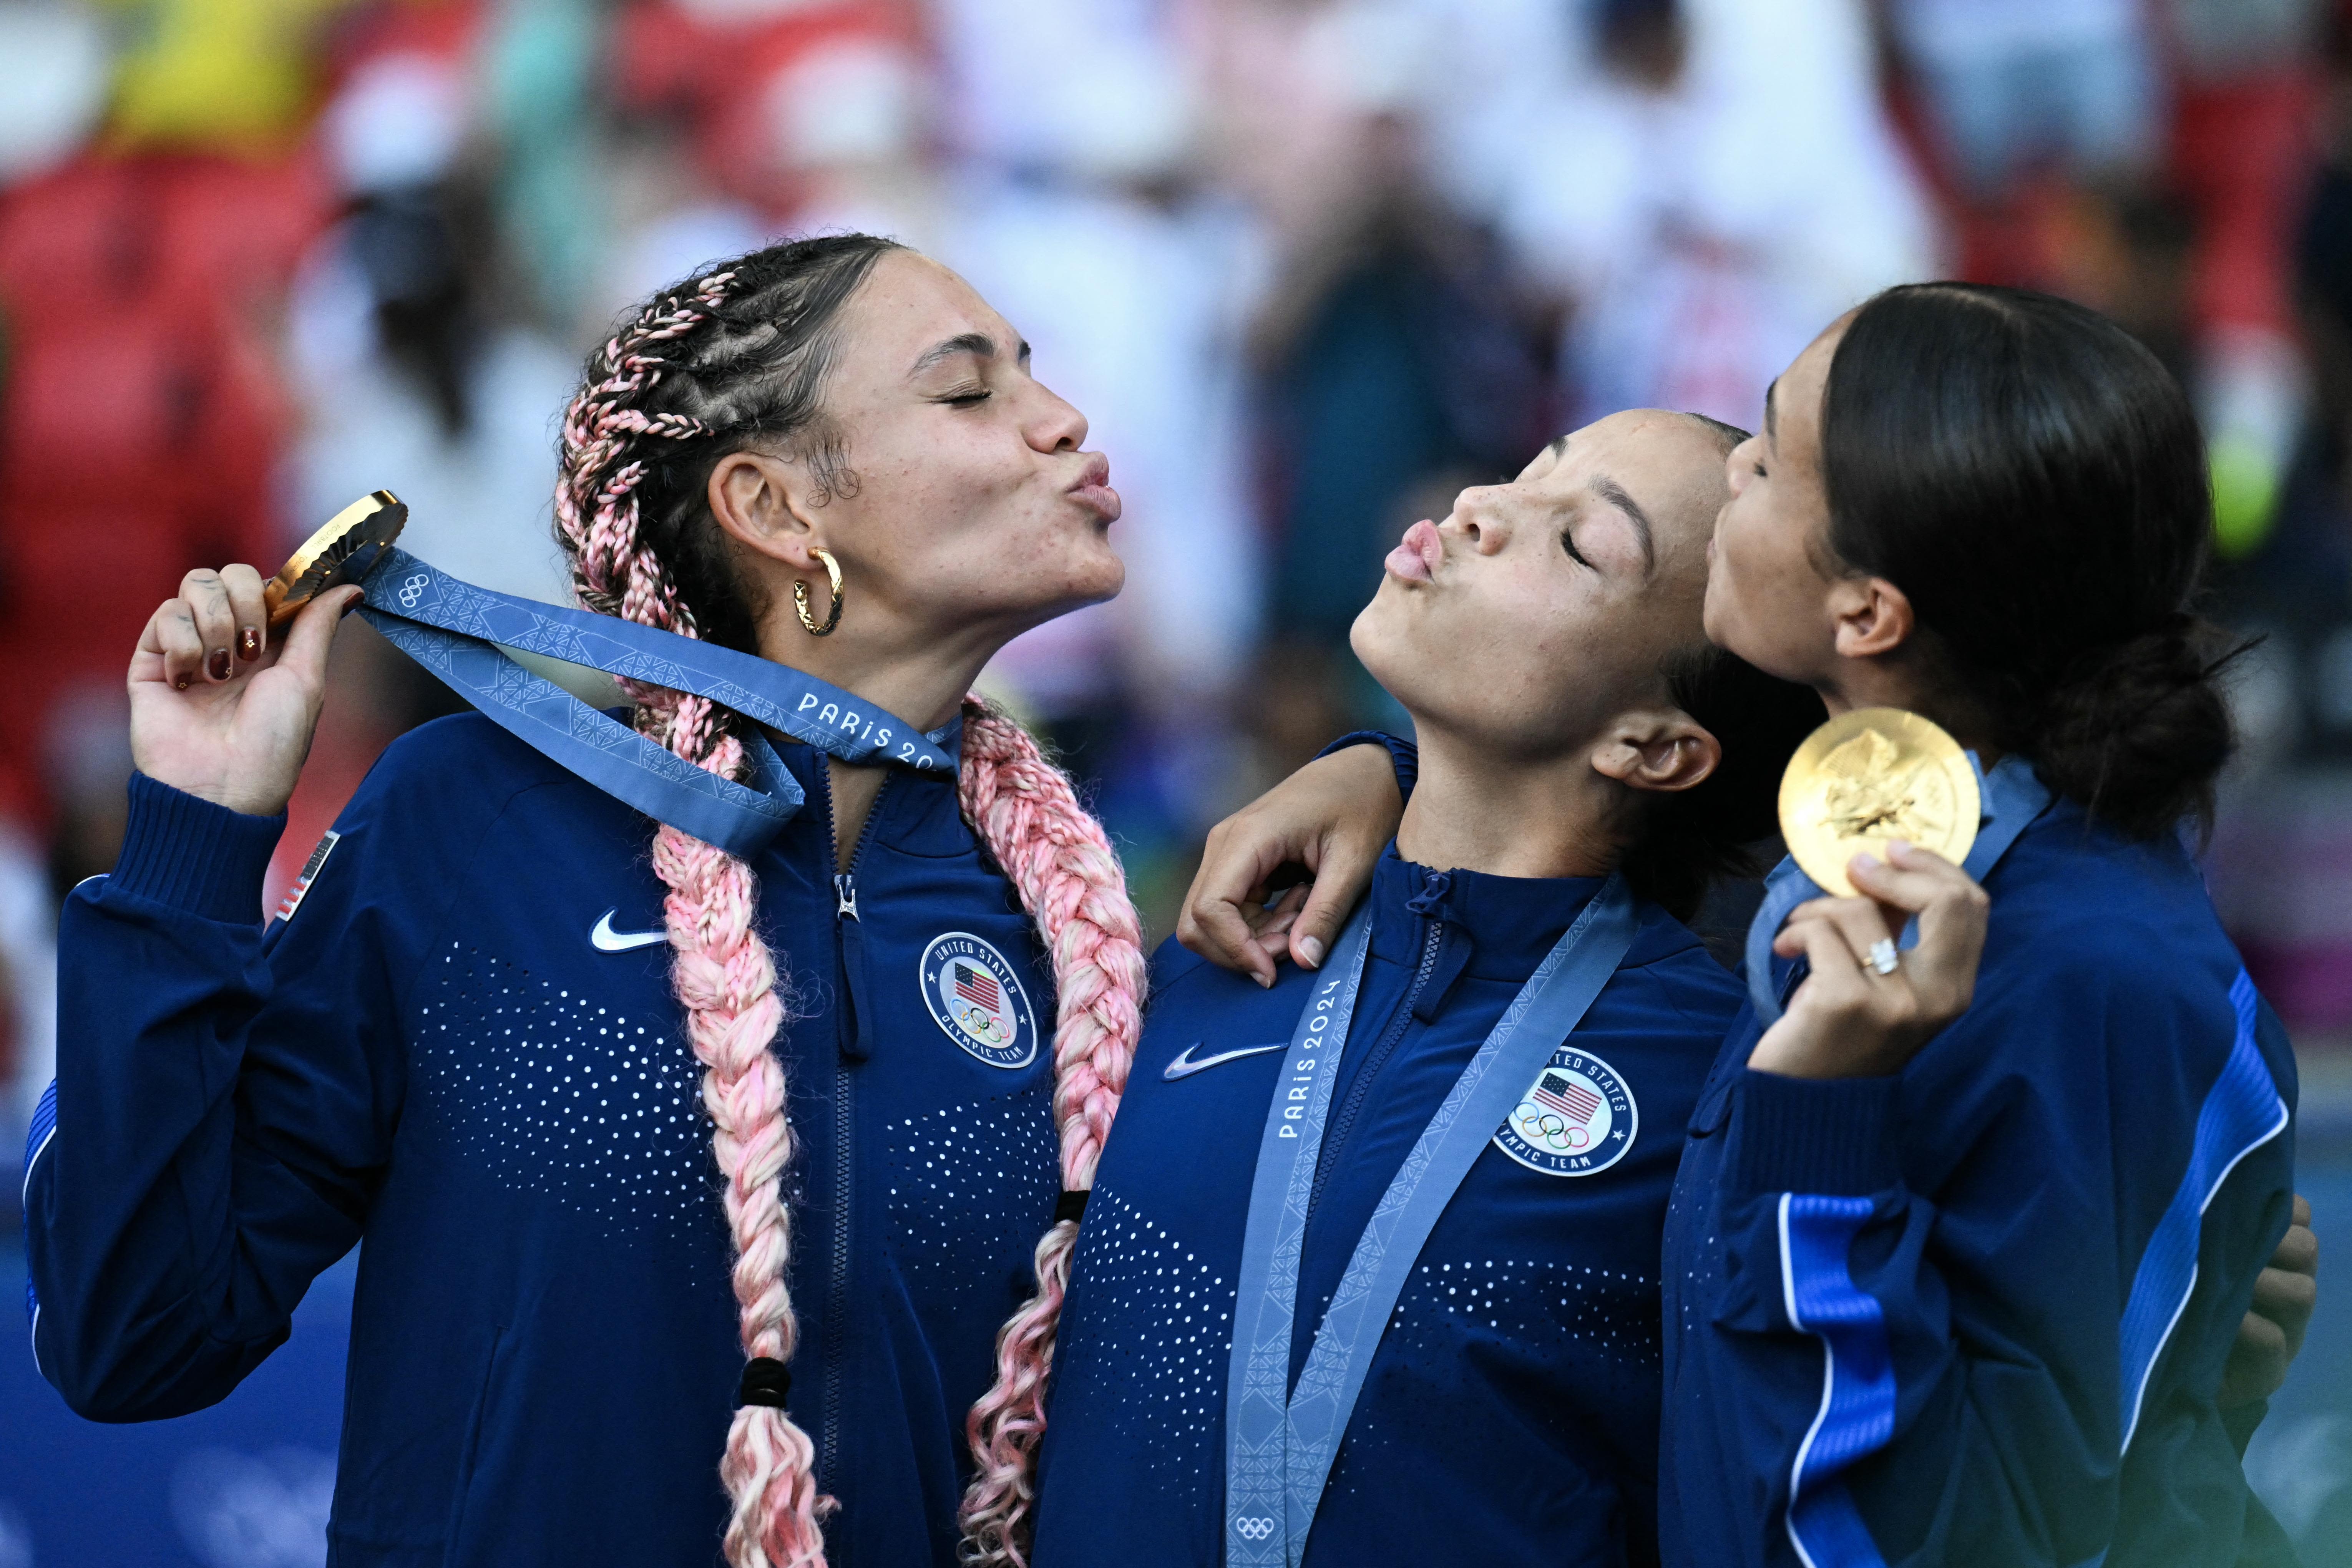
1523;411;1723;540
842;252;1017;366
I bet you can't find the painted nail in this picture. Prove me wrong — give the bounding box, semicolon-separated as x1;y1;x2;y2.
239;626;261;660
1298;935;1326;969
208;649;231;681
174;675;191;690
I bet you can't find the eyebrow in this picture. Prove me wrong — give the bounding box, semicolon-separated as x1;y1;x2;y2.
1545;432;1571;462
1763;377;1780;445
910;332;1021;377
1589;476;1657;576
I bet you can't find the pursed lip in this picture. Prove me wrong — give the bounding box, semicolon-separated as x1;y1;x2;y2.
1068;453;1121;522
1383;518;1442;583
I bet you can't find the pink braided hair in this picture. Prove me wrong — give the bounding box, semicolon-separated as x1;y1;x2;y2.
956;704;1147;1568
558;268;831;1568
551;241;1145;1568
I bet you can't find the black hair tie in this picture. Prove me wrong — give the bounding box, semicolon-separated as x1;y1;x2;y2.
737;1357;792;1409
1054;1190;1090;1225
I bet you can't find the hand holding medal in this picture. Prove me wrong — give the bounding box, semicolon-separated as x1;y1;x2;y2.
128;494;404;818
1747;707;1992;1080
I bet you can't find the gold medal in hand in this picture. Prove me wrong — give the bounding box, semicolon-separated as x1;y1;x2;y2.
1778;707;1979;896
264;491;407;627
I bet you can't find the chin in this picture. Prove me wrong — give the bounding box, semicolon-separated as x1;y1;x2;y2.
1348;597;1410;695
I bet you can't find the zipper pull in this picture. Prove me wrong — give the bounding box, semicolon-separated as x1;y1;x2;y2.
835;872;860;920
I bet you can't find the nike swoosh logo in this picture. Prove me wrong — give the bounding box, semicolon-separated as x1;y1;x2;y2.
1163;1041;1287;1081
590;910;670;952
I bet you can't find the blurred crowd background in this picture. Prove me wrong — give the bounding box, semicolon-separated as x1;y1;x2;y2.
3;0;2352;1559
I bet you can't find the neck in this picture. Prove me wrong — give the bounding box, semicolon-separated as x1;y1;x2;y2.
756;623;993;737
1393;725;1632;880
754;620;999;873
1817;652;2002;765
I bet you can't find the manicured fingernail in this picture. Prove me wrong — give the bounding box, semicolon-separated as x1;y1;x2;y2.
174;675;192;690
1298;936;1326;969
239;626;261;660
207;649;231;681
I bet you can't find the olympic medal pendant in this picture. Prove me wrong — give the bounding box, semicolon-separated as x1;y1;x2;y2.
1777;707;1979;897
264;491;407;626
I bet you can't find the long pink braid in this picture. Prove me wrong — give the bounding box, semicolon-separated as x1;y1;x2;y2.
956;703;1147;1568
556;269;830;1568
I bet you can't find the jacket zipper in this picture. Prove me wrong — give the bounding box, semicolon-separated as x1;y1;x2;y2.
817;763;893;1502
1302;910;1448;1233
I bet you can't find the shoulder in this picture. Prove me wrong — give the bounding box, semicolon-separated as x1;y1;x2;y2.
333;711;623;853
1613;901;1745;1034
1975;803;2239;1010
1145;933;1315;1023
1925;805;2256;1122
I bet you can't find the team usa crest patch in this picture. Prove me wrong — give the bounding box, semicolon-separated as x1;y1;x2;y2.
1492;1045;1637;1177
918;932;1037;1069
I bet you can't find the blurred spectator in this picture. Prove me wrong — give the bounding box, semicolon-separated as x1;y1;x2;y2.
1501;0;1939;431
1891;0;2161;198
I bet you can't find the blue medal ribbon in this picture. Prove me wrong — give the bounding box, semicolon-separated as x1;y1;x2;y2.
1223;875;1640;1565
352;549;956;858
1745;752;2053;1021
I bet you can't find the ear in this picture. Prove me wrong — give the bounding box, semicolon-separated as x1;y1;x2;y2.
1826;574;1915;660
1589;708;1721;796
706;450;830;571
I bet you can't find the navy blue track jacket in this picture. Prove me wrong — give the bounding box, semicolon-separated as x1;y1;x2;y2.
24;713;1069;1567
1660;799;2299;1568
1033;848;1746;1567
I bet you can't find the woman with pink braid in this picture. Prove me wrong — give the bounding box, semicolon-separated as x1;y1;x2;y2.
25;235;1140;1568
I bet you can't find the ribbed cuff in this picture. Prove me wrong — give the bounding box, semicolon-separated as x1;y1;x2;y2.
1314;730;1419;805
1729;1069;1903;1197
108;773;287;924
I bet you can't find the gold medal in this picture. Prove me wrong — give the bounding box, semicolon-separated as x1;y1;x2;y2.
1777;707;1979;897
264;490;407;626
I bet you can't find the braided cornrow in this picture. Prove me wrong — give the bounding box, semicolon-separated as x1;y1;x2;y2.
550;235;1146;1568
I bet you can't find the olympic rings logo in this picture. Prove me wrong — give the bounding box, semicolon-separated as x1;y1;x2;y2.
398;574;430;609
1515;1107;1591;1152
1233;1517;1276;1541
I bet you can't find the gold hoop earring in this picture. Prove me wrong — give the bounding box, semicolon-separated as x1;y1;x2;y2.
794;548;844;637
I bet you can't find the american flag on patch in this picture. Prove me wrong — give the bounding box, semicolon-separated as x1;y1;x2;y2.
954;962;1002;1012
272;830;342;924
1531;1071;1599;1125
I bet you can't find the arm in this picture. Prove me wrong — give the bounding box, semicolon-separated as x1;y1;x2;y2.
1176;733;1409;984
27;777;406;1417
23;569;396;1418
1708;857;2292;1564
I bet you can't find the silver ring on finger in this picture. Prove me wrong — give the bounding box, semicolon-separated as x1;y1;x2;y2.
1867;937;1899;976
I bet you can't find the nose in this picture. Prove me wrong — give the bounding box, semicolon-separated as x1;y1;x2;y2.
1024;379;1089;455
1726;435;1755;494
1447;486;1512;554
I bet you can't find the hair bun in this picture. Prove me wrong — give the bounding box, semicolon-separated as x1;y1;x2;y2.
2029;615;2242;838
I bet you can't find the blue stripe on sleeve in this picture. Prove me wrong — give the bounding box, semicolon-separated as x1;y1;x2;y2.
2115;969;2288;1453
20;1077;55;1210
24;1078;55;1364
1777;1192;1895;1568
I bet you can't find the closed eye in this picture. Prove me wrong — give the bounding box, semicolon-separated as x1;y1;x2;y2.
939;383;993;408
1560;528;1592;569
